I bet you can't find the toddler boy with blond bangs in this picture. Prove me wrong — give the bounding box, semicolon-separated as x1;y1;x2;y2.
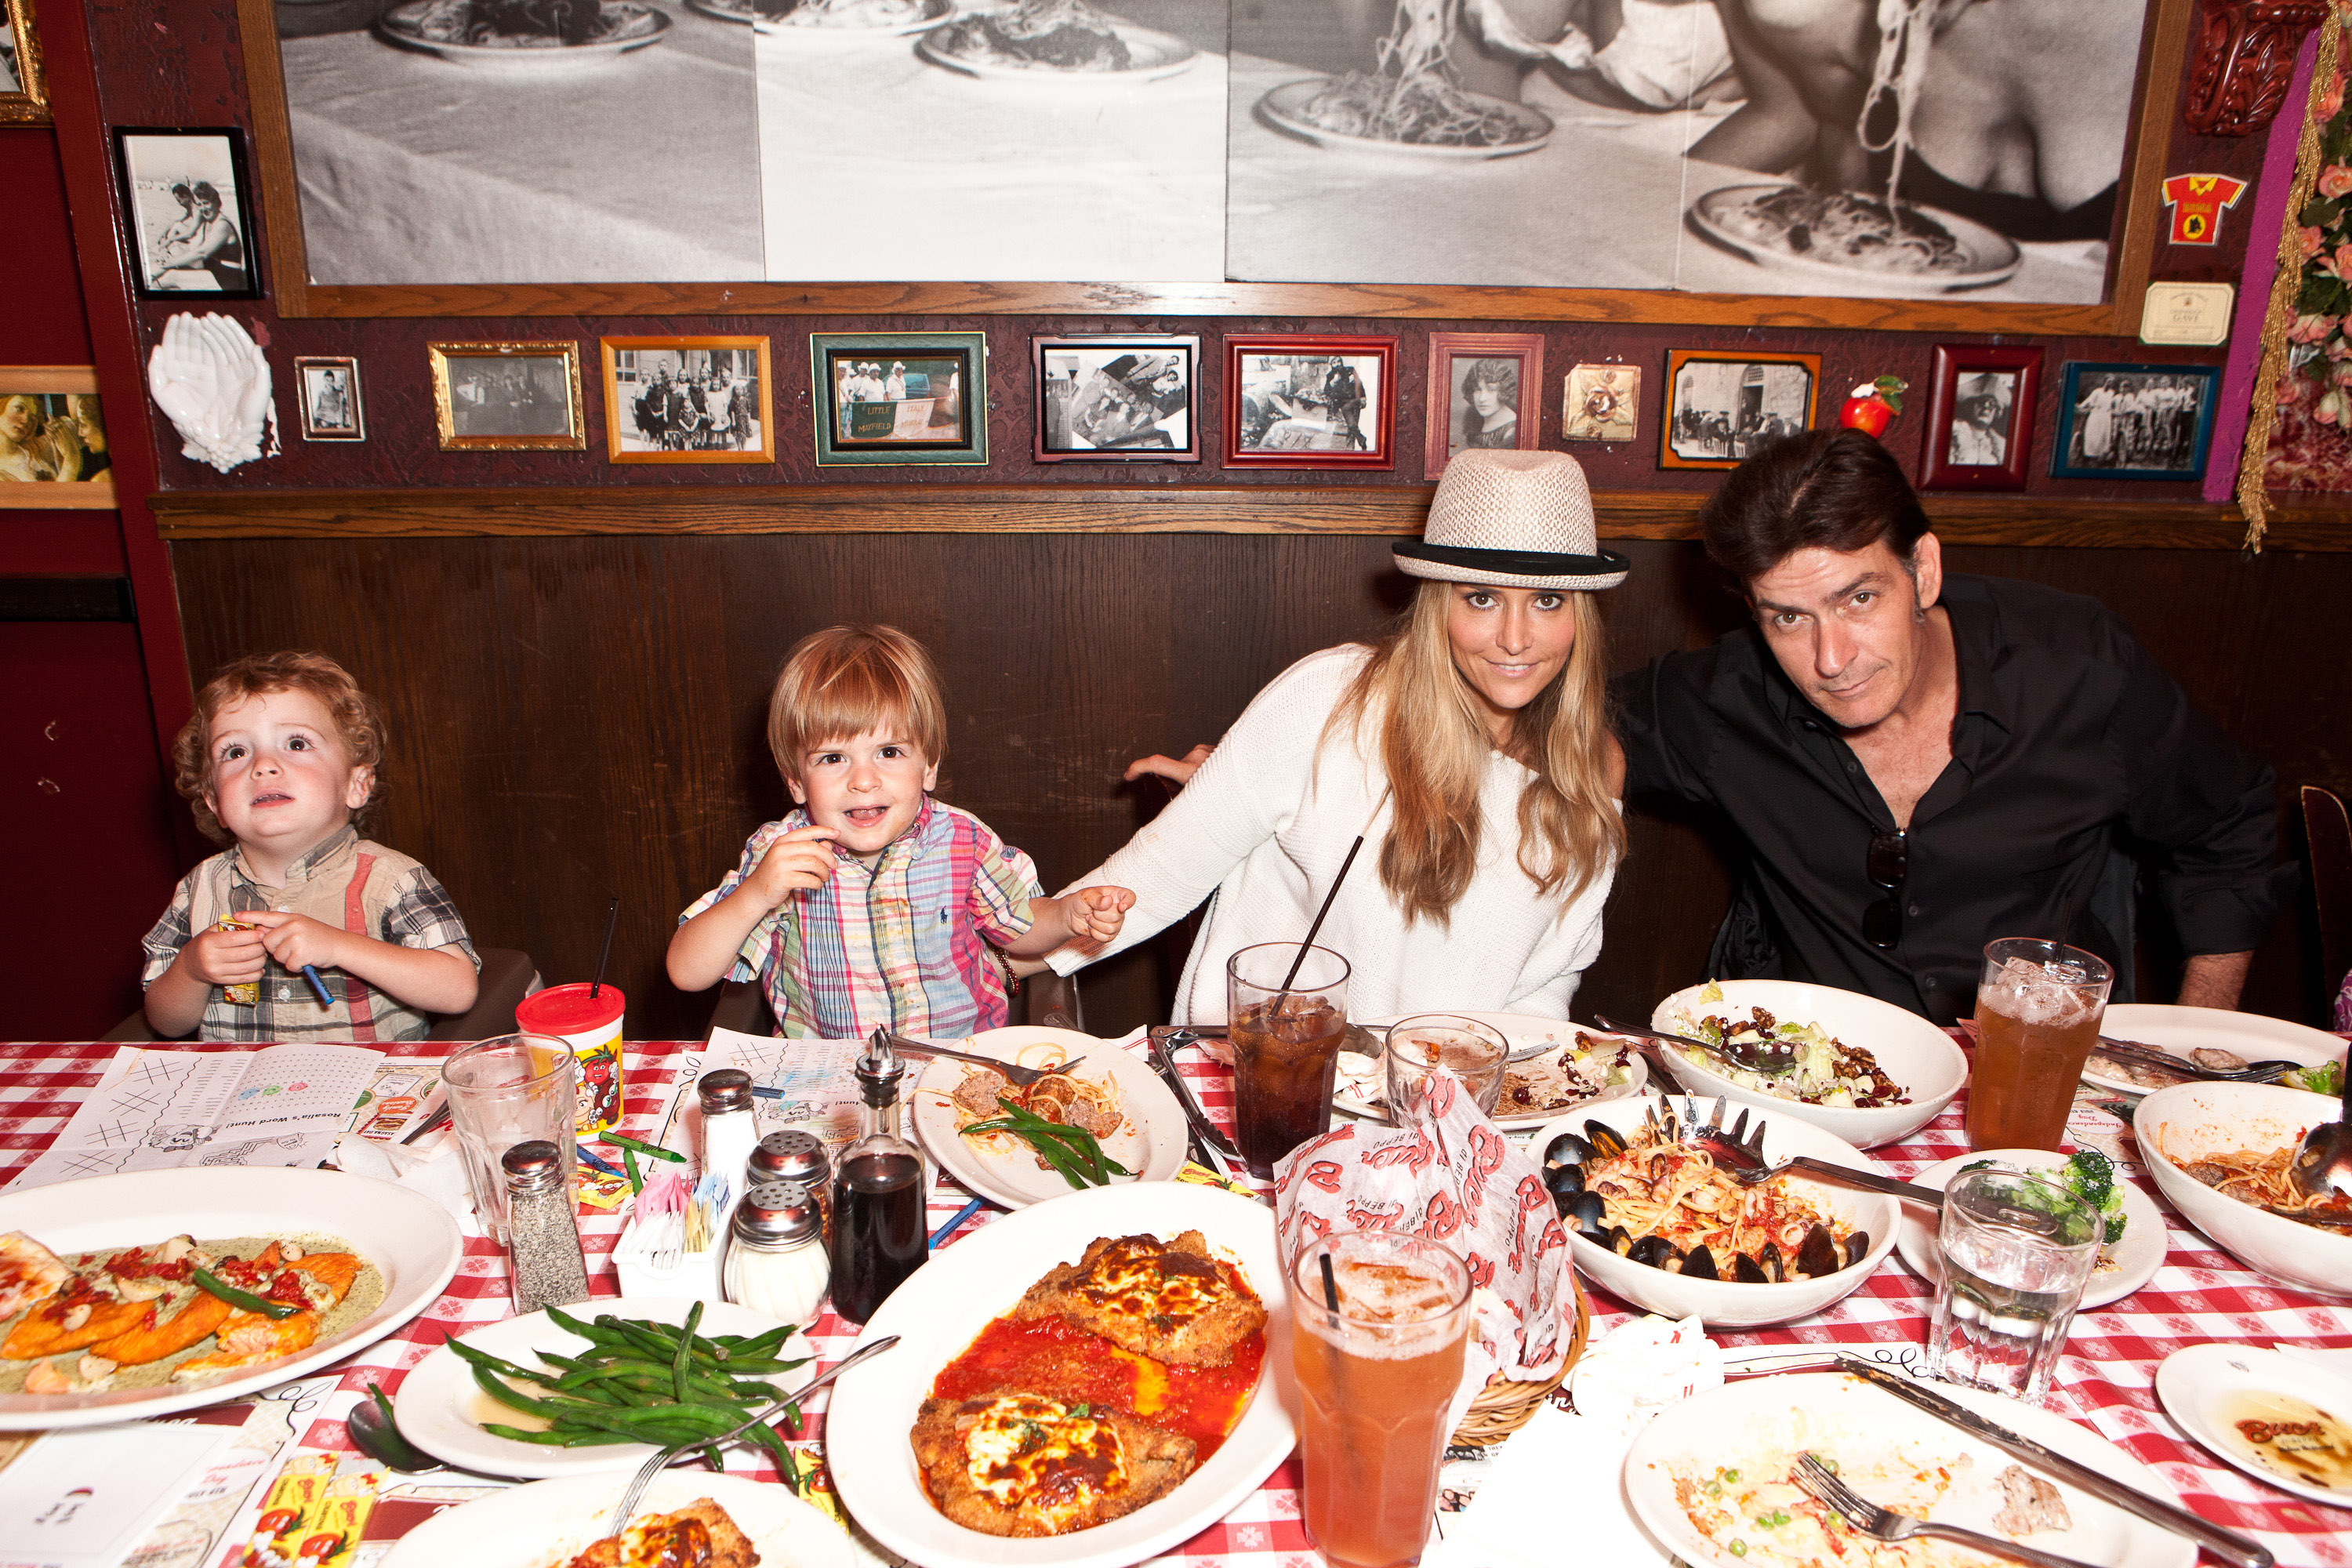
669;624;1132;1038
142;651;481;1041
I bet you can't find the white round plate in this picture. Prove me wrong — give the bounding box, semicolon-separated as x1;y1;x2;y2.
0;1167;460;1430
1625;1370;2195;1568
827;1181;1294;1568
911;1026;1185;1210
1333;1012;1646;1128
379;1469;854;1568
395;1297;812;1478
2084;1003;2347;1095
916;16;1196;82
2155;1343;2352;1509
1256;78;1552;159
1688;182;2023;296
688;0;952;34
1893;1148;2165;1311
374;2;671;66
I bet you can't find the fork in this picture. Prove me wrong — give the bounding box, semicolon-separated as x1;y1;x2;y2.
884;1032;1077;1088
1792;1453;2100;1568
1681;1095;1944;1207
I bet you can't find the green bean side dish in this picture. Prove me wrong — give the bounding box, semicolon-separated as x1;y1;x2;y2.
961;1096;1135;1189
452;1301;810;1483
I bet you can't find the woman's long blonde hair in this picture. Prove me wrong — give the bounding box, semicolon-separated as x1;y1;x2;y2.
1326;580;1623;926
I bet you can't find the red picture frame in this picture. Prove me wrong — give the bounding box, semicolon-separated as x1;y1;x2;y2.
1425;332;1544;480
1920;344;2042;492
1222;335;1396;470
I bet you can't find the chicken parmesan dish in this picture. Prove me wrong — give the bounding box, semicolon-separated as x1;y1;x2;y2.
913;1229;1266;1537
0;1229;380;1396
562;1499;758;1568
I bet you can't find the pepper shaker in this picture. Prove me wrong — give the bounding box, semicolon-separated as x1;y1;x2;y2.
750;1130;832;1237
503;1139;590;1314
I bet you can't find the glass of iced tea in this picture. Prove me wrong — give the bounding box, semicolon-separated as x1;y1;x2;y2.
1968;937;2113;1152
1290;1229;1472;1568
1384;1014;1508;1120
1225;942;1351;1178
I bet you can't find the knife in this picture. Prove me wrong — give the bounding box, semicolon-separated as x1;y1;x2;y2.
1833;1357;2273;1568
1145;1027;1241;1163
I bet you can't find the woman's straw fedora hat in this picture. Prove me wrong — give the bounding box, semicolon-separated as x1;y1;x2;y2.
1394;449;1630;591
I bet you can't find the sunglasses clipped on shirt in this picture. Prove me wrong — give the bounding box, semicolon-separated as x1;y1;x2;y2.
1864;828;1909;949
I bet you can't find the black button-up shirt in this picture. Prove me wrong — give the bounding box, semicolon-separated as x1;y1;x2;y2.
1613;574;2289;1024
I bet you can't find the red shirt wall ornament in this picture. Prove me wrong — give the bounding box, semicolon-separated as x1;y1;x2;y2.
2162;173;2251;244
2185;0;2332;136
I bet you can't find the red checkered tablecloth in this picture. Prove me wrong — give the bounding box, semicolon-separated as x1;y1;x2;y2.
4;1037;2350;1567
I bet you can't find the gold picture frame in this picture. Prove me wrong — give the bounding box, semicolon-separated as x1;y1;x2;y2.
2;0;49;126
429;341;586;452
1;366;114;508
599;336;774;465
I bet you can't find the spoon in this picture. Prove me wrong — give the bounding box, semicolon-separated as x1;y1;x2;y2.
347;1384;445;1474
2289;1051;2352;1207
1595;1013;1798;1077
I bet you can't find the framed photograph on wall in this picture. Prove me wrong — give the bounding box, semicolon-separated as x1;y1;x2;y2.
0;366;113;507
112;128;261;299
1034;335;1200;463
1562;363;1640;444
603;336;774;464
2051;361;2219;481
1223;335;1394;469
293;356;365;442
1661;349;1820;470
1425;332;1544;479
1920;344;2040;491
811;332;985;466
429;342;586;451
2;0;49;125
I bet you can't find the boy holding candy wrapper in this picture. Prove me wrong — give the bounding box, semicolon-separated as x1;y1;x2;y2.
141;652;481;1041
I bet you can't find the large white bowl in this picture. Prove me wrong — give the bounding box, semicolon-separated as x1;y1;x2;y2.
2132;1081;2352;1299
1651;979;1967;1149
1534;1092;1900;1327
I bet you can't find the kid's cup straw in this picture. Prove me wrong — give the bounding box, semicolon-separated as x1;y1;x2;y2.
590;895;620;1000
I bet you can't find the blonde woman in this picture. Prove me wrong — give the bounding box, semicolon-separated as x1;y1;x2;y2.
1050;449;1629;1022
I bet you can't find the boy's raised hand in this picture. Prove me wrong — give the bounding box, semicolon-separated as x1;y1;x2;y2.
183;920;268;985
1063;885;1134;952
745;823;841;907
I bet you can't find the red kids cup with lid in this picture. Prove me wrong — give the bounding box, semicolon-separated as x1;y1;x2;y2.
515;984;626;1134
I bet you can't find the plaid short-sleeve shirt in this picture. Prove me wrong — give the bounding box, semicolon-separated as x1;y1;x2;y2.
680;798;1041;1039
140;826;480;1043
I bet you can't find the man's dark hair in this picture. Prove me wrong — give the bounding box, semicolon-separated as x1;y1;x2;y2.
1698;429;1932;586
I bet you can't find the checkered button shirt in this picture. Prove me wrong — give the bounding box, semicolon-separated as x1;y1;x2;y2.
681;798;1040;1038
140;826;480;1042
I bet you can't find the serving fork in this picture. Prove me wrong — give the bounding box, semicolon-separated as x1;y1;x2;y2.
1679;1096;1944;1207
1595;1013;1797;1077
882;1032;1076;1088
1791;1453;2101;1568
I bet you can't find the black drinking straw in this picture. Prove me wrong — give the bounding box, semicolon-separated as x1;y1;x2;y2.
1275;834;1365;1002
589;895;620;1000
1319;1250;1342;1330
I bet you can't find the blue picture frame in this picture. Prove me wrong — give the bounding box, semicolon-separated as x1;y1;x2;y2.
2050;361;2219;481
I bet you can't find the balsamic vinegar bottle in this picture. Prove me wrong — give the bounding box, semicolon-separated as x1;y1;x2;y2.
828;1030;926;1323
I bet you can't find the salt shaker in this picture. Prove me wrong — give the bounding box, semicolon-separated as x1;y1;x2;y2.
722;1179;830;1326
502;1139;590;1314
750;1129;832;1236
699;1069;758;1220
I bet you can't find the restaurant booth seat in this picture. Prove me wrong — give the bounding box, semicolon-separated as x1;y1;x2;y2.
101;946;541;1043
2306;784;2352;1007
703;967;1083;1041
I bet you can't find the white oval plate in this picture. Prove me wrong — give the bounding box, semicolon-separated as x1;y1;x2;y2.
827;1181;1294;1568
0;1167;460;1430
688;0;952;34
395;1297;811;1478
911;1027;1185;1210
1256;77;1552;159
2084;1003;2347;1095
1687;183;2023;296
1626;1370;2195;1568
2155;1343;2352;1510
916;16;1196;82
380;1468;854;1568
374;2;671;66
1333;1013;1646;1128
1893;1148;2165;1311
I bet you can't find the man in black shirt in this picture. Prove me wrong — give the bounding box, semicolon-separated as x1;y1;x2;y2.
1613;430;2288;1024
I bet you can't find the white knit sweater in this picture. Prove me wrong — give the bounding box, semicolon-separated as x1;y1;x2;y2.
1049;645;1618;1022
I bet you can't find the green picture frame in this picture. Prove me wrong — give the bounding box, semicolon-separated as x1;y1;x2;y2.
810;332;989;467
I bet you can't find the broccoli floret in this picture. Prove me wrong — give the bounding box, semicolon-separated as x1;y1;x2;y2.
2064;1149;2125;1243
2292;1061;2344;1096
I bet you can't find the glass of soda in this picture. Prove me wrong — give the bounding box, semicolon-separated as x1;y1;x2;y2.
1968;937;2112;1152
1225;942;1351;1178
1926;1167;2102;1406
